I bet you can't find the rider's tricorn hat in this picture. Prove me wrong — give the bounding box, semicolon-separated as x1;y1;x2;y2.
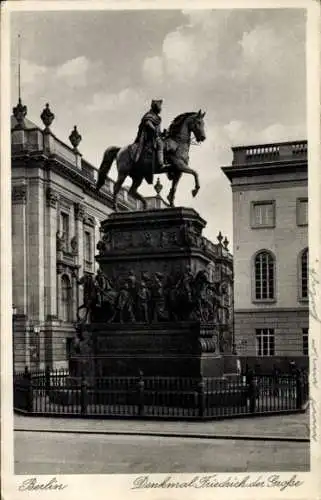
151;99;163;106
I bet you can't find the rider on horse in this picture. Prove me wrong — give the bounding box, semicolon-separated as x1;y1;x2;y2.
96;105;206;210
134;99;167;178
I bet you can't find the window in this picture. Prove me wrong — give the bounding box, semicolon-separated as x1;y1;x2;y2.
251;201;275;228
256;328;275;356
61;275;72;322
302;328;309;356
297;198;308;226
254;251;275;300
84;231;92;263
302;329;309;355
300;248;309;300
60;212;69;246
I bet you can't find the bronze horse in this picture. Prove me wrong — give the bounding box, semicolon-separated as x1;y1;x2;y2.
96;110;206;210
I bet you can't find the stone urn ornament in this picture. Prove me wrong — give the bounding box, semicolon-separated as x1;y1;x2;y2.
69;126;82;152
40;103;55;131
154;177;163;197
13;98;27;129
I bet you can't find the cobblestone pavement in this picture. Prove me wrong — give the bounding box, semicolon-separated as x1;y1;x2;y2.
14;411;309;439
14;431;310;474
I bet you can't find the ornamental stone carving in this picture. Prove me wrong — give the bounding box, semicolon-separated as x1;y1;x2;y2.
179;221;202;247
12;99;27;129
96;240;106;255
75;267;230;327
12;185;27;204
56;262;65;275
46;187;58;208
159;231;168;248
40;103;55;131
69;126;82;152
102;230;113;250
56;231;66;252
141;231;153;247
198;337;217;353
154;177;163;197
70;236;78;255
74;202;85;221
84;215;95;227
102;227;198;253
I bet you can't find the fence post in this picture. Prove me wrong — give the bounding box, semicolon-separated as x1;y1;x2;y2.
197;378;205;418
272;366;279;397
24;366;33;412
138;371;145;416
45;365;50;396
80;375;88;415
247;370;256;413
296;370;302;409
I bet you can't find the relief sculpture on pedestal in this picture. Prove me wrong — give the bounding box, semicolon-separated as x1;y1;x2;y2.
75;266;229;328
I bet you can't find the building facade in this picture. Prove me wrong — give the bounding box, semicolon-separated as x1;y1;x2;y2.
222;140;308;371
11;100;170;371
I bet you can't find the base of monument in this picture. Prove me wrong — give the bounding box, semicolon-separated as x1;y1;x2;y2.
71;321;227;379
92;353;224;378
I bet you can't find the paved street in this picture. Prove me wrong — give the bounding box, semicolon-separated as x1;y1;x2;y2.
15;431;309;474
14;411;309;439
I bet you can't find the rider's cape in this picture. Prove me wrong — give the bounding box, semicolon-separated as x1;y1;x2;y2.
134;110;162;165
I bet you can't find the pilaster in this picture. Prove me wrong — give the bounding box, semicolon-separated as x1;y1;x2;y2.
74;202;85;306
27;174;45;323
45;187;59;318
12;184;28;315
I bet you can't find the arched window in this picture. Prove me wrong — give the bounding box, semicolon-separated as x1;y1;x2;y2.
254;251;275;300
61;275;72;322
300;248;308;299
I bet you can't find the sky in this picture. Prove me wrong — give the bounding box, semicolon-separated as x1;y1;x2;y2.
10;8;307;244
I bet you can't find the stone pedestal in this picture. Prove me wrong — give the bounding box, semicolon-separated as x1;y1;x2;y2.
96;207;215;281
87;321;223;378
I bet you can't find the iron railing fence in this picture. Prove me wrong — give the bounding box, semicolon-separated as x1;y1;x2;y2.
13;367;309;420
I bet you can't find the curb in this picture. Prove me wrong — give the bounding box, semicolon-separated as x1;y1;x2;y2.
14;427;310;442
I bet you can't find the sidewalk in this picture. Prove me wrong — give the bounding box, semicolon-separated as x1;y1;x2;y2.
15;411;309;441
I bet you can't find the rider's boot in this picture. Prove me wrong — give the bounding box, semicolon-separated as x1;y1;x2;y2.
157;145;167;171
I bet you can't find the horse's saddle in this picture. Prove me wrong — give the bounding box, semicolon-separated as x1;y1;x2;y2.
129;139;176;183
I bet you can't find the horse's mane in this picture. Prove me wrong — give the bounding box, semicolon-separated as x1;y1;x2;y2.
167;112;196;137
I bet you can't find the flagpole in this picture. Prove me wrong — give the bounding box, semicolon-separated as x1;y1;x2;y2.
18;33;21;102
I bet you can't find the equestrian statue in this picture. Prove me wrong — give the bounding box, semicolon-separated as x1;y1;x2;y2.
96;99;206;210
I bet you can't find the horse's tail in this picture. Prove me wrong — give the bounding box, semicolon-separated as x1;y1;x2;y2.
96;146;121;191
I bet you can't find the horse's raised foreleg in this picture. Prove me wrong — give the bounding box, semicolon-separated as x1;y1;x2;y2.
167;172;182;207
178;165;200;197
128;177;147;210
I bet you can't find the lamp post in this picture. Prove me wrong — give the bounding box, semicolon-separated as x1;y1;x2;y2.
32;324;40;369
27;323;40;370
